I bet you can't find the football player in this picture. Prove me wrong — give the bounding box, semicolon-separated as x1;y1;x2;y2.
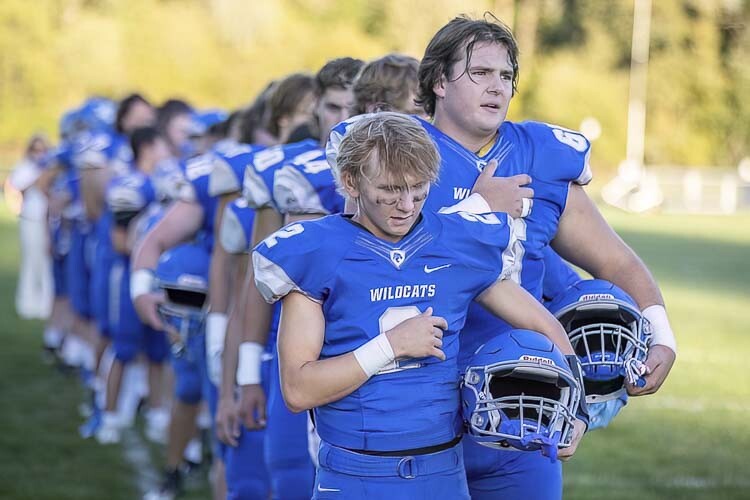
253;113;581;499
410;15;675;499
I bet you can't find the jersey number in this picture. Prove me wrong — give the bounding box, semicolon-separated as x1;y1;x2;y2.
551;128;588;152
263;223;304;248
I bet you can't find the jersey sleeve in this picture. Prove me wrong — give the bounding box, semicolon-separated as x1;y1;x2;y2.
208;154;242;197
252;220;333;304
219;198;255;254
242;146;284;209
208;142;258;197
523;121;592;185
272;160;342;215
437;211;521;291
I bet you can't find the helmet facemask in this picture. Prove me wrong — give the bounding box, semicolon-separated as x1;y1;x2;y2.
557;300;650;402
465;359;580;461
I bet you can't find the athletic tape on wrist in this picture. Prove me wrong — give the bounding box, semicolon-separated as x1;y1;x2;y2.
206;313;227;357
236;342;264;386
353;334;395;378
130;268;155;302
643;304;677;354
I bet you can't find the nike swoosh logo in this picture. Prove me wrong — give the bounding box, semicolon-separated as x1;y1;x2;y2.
317;485;341;492
424;264;451;273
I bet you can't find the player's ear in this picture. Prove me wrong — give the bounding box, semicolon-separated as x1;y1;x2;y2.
432;70;447;100
340;171;360;199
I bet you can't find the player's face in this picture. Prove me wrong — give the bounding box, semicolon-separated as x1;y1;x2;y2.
166;113;194;157
282;91;316;141
316;87;356;144
347;165;430;243
122;101;156;134
433;42;514;146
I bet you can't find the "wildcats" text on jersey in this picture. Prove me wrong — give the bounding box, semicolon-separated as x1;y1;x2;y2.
369;284;437;302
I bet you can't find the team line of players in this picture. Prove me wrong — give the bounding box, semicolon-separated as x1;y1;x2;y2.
36;14;676;500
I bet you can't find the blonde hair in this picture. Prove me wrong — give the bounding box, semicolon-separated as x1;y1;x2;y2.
354;54;421;114
336;113;440;194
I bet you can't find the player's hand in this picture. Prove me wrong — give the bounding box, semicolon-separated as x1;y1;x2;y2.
558;418;587;461
134;292;165;331
471;159;534;217
385;307;448;361
216;394;241;447
239;384;267;430
627;344;676;396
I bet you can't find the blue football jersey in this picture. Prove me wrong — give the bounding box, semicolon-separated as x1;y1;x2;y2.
207;140;265;197
219;197;256;254
243;139;319;210
272;147;344;215
253;210;517;451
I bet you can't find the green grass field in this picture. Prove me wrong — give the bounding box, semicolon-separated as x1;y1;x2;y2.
0;203;748;499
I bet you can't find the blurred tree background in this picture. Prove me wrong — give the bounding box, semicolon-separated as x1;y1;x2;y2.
0;0;747;174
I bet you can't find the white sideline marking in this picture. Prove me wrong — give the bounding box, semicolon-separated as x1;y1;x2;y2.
121;428;160;496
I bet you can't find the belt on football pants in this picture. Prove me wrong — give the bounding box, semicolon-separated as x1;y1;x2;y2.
318;440;462;479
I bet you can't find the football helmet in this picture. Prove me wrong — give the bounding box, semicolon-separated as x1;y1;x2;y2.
462;329;582;461
155;243;210;356
546;279;651;403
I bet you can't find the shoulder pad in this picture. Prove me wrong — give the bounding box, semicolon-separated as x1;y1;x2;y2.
208;154;241;197
242;146;285;208
208;143;258;197
243;165;273;209
273;163;329;215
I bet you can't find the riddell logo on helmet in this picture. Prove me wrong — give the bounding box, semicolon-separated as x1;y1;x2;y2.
519;355;554;366
579;293;615;302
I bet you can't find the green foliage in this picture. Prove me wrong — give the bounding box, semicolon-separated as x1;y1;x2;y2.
0;0;747;172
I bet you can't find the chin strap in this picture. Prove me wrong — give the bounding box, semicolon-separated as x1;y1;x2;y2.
623;358;648;388
520;429;561;463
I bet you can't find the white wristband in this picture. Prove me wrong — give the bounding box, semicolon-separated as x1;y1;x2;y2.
438;193;491;215
206;312;228;357
353;334;396;378
130;268;155;302
236;342;264;386
643;305;677;354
